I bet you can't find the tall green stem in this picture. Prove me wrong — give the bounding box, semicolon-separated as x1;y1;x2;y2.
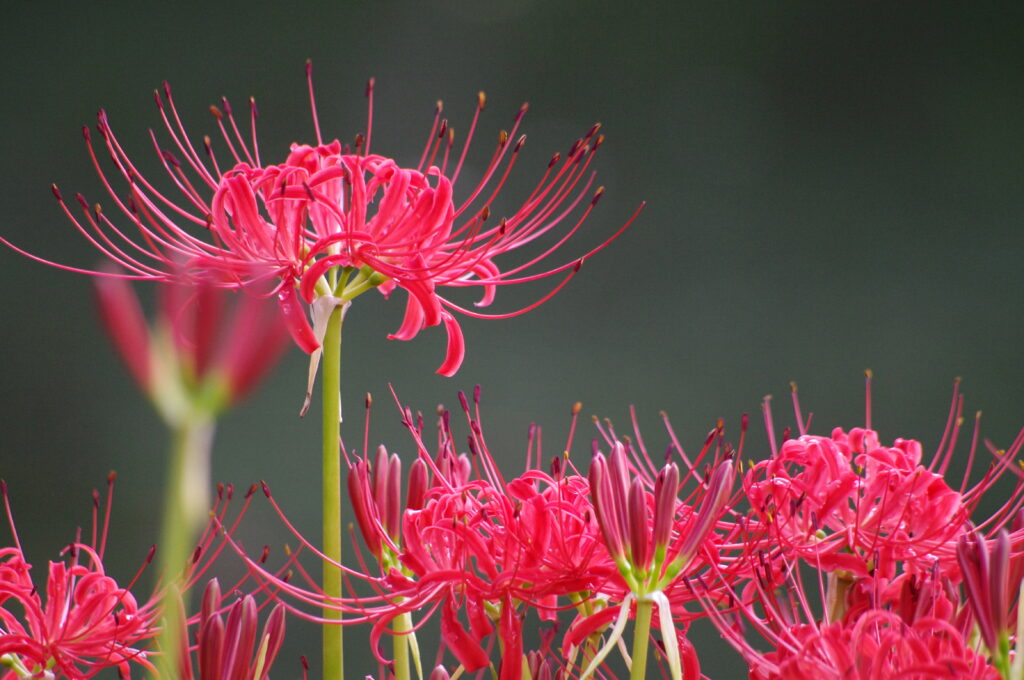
629;599;654;680
156;413;215;677
322;305;344;680
393;611;411;680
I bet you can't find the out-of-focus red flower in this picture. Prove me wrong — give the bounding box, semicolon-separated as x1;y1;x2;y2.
94;270;288;422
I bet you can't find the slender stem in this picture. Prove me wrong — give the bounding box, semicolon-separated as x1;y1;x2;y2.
156;413;215;677
393;611;411;680
629;599;654;680
322;305;344;680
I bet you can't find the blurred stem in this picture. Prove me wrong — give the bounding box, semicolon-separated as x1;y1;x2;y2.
156;412;215;678
322;305;344;680
629;600;654;680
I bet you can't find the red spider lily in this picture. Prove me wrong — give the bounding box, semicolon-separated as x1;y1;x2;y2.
6;63;642;376
744;378;1024;580
0;477;159;680
94;269;288;421
696;517;1000;680
698;377;1024;679
0;476;288;680
219;390;743;680
754;612;999;680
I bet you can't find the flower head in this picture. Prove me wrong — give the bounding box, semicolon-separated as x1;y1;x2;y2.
94;269;289;423
9;64;641;376
0;477;159;680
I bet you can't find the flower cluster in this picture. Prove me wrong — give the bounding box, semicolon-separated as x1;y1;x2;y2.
227;391;742;680
0;477;291;680
0;476;158;680
7;61;1024;680
701;378;1024;680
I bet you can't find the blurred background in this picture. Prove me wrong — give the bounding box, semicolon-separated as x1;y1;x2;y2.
2;2;1024;677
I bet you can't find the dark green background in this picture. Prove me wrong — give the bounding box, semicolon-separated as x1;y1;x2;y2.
3;2;1024;677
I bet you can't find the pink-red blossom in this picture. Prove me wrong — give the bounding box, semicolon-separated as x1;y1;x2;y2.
6;64;641;376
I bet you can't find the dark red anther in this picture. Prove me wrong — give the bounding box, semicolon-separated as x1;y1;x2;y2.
144;545;157;564
548;152;561;168
568;139;582;157
220;97;232;116
92;488;100;507
587;122;602;139
74;193;88;209
162;149;181;168
515;102;530;123
458;390;470;413
438;119;447;139
192;545;202;563
249;96;258;119
81;125;91;142
473;384;481;404
479;205;490;221
51;184;63;201
305;59;313;77
216;482;225;498
573;259;583;273
162;81;172;99
590;186;605;206
514;134;526;152
259;545;270;563
260;481;271;498
152;89;163;109
366;77;375;97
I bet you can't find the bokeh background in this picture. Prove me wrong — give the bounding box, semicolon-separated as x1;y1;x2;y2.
3;2;1024;677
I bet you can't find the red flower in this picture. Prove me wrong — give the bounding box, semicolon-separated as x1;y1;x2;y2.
758;613;999;680
94;269;289;420
0;478;159;680
7;64;641;376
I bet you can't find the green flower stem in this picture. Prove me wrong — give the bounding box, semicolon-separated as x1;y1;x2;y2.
629;599;654;680
322;304;345;680
393;611;411;680
156;412;215;678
